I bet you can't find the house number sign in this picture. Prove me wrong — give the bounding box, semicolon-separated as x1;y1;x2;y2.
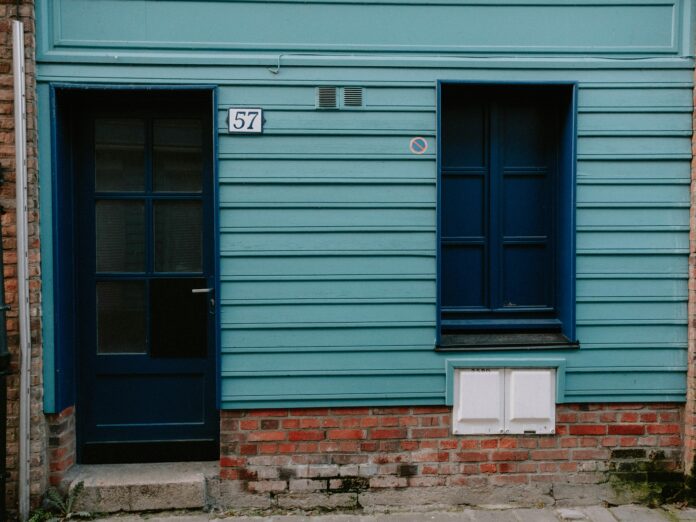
228;108;263;134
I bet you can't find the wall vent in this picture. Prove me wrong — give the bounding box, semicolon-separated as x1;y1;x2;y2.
316;86;338;109
343;87;364;107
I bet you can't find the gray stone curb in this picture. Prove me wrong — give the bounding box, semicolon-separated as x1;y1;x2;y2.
91;504;696;522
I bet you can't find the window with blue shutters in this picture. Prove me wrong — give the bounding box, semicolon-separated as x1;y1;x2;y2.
437;83;577;349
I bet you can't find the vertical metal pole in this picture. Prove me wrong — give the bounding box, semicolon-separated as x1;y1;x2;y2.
13;19;32;521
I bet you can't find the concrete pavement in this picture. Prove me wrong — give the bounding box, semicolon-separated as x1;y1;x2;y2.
94;504;696;521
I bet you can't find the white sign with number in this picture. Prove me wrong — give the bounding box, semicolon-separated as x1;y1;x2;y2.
228;108;263;134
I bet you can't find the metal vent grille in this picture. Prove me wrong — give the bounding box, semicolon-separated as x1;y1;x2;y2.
343;87;364;107
316;86;338;109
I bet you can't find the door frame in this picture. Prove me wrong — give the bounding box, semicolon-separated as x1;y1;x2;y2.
48;84;221;461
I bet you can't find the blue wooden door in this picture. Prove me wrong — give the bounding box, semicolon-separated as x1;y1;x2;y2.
74;92;218;463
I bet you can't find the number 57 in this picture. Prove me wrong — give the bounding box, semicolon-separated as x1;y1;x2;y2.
229;108;263;133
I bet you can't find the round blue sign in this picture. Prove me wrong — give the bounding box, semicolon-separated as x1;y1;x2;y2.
409;137;429;155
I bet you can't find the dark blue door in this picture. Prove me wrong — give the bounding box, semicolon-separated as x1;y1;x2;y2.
74;92;218;463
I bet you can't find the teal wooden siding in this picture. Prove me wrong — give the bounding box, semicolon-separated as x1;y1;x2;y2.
37;0;693;412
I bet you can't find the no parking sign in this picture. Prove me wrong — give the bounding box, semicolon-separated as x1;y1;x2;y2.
409;137;429;155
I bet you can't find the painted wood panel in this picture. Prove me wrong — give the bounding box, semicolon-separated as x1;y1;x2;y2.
221;280;435;301
42;0;685;57
36;0;694;411
577;278;687;298
577;208;689;227
221;159;432;179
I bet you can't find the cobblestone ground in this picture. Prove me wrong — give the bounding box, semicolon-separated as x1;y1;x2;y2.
93;504;696;522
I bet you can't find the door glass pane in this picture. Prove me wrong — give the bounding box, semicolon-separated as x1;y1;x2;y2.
153;119;203;192
97;281;146;354
154;201;202;272
151;278;207;358
95;119;145;192
96;201;145;272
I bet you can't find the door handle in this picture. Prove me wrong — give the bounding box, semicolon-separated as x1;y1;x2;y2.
191;287;215;315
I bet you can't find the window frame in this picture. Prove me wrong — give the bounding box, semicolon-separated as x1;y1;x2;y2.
436;81;578;348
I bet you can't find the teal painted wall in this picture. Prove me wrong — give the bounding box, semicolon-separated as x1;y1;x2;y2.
37;0;694;412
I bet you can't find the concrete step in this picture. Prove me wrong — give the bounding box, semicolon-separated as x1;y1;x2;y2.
61;461;219;513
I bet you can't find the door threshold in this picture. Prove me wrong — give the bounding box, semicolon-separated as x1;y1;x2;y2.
81;439;219;464
61;461;219;513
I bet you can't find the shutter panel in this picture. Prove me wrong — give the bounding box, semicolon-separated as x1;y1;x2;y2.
505;369;556;435
440;94;488;311
452;369;505;435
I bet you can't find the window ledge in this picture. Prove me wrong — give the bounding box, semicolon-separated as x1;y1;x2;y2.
436;332;579;351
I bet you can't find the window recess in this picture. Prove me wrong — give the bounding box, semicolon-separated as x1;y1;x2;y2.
437;83;577;349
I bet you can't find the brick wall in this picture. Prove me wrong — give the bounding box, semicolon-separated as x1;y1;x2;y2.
46;406;75;487
0;0;47;516
218;404;684;509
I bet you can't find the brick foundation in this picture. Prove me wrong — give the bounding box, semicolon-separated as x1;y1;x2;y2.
46;406;75;487
218;404;684;509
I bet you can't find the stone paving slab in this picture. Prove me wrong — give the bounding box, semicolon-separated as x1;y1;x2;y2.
609;505;672;521
665;506;696;521
465;510;517;522
556;508;589;520
94;505;691;521
513;508;559;522
575;507;617;522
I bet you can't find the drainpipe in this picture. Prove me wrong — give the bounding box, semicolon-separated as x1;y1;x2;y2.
13;19;32;521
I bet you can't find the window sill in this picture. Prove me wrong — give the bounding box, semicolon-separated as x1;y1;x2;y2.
436;331;579;351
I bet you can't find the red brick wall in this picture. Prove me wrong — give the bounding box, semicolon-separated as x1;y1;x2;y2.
46;406;75;487
219;404;683;506
0;0;47;516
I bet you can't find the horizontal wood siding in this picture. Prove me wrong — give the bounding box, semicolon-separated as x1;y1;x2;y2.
211;76;692;407
36;0;693;409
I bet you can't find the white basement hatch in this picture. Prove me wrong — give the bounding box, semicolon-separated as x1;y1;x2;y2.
453;368;556;435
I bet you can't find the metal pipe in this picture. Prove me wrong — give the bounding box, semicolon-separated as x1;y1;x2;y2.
13;19;32;521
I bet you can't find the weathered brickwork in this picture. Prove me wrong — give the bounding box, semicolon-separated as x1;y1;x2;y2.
45;406;75;487
0;0;47;516
219;404;683;507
